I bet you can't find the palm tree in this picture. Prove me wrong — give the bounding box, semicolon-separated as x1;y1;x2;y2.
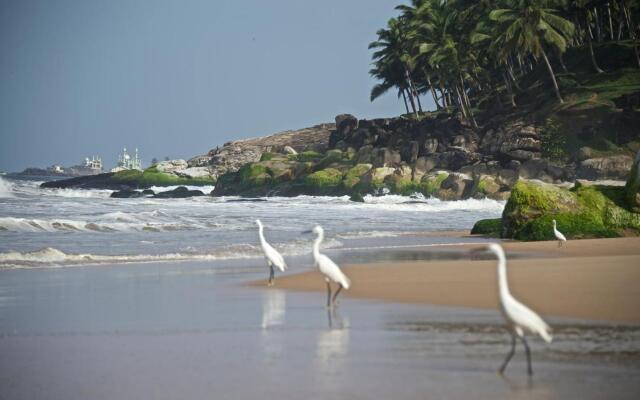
489;0;576;103
369;18;422;116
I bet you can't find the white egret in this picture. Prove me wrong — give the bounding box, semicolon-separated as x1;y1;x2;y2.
308;225;351;308
256;219;287;286
474;243;552;375
552;219;566;247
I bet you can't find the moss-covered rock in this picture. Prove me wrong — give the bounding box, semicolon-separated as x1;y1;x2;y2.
304;168;343;191
238;163;271;185
625;151;640;212
343;163;372;189
471;218;502;236
421;171;449;196
502;179;640;240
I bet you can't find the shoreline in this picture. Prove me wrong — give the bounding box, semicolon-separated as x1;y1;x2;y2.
251;237;640;324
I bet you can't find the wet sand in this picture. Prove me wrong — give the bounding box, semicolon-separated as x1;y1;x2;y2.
1;239;640;399
268;237;640;323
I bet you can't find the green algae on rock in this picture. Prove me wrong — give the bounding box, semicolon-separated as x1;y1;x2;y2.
501;179;640;240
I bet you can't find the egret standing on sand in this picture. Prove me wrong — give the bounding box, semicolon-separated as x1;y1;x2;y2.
256;219;287;286
474;243;552;375
308;225;351;308
552;219;566;247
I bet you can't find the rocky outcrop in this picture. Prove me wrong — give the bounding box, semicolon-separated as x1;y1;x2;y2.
190;123;334;180
41;164;215;190
576;154;634;180
500;179;640;240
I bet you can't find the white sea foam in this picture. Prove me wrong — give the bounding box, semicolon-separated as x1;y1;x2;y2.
149;185;215;194
0;214;204;233
0;237;343;268
0;176;13;198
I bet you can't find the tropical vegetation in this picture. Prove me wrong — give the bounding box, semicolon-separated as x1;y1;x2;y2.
369;0;640;125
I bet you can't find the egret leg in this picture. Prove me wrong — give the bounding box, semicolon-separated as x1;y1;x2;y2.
332;284;343;306
268;263;274;286
326;281;332;308
521;337;533;375
558;240;562;248
499;333;517;375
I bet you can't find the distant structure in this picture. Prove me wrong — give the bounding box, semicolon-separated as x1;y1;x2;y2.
111;147;143;172
66;156;103;176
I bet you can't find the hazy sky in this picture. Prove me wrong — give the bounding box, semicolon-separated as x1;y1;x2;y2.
0;0;434;172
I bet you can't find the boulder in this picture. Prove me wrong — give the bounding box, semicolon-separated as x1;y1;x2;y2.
110;189;144;198
438;172;474;200
625;151;640;212
421;138;439;155
371;147;401;167
519;159;572;183
436;148;480;171
576;155;634;180
283;146;298;155
187;155;211;167
175;167;213;179
335;114;358;136
153;186;205;198
155;159;189;173
501;179;640;240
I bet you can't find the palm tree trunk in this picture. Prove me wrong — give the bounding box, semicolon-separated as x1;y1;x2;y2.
506;62;522;90
607;3;615;40
556;51;569;73
503;72;516;107
401;90;410;115
415;90;423;113
425;71;441;109
594;7;603;42
541;49;564;103
404;69;418;116
586;30;605;73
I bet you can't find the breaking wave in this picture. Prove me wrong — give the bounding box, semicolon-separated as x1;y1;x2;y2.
0;176;13;198
0;210;212;233
0;236;343;269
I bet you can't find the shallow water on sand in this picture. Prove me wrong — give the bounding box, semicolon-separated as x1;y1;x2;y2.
1;260;638;400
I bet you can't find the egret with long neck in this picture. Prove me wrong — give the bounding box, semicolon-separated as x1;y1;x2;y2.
552;219;566;247
480;243;552;375
256;219;287;286
310;225;351;308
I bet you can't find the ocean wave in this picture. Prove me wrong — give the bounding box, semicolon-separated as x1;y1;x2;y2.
0;214;204;233
0;237;343;268
0;176;14;198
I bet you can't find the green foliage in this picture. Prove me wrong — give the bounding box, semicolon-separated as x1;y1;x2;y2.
539;118;568;162
471;218;502;237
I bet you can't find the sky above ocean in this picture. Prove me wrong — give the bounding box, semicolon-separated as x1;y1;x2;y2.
0;0;435;172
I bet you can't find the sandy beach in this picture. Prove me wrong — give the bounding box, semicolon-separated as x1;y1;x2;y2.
265;237;640;323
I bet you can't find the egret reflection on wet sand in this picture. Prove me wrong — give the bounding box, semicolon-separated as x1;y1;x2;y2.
472;243;553;375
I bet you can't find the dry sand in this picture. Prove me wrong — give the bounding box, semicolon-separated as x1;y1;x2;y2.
261;237;640;323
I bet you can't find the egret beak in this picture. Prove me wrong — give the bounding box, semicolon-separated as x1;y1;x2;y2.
301;230;313;234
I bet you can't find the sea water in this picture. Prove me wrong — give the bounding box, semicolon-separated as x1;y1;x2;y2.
0;176;504;269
